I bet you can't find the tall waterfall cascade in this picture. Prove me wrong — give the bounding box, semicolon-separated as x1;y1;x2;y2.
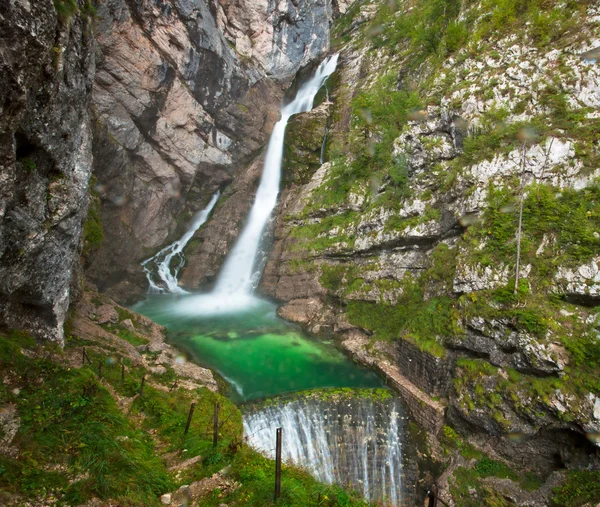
214;54;339;296
141;54;338;308
243;394;407;506
141;191;220;293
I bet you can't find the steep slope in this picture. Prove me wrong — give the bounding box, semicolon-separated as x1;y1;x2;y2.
0;0;95;344
263;0;600;503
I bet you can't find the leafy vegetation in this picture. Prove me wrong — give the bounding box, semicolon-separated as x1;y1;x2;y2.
552;470;600;506
464;181;600;278
289;211;359;252
83;191;104;257
19;157;37;172
53;0;78;24
441;424;545;503
0;332;172;505
344;244;462;357
344;0;589;66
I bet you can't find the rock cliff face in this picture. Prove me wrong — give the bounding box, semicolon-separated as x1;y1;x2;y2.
262;0;600;502
87;0;338;300
0;0;95;344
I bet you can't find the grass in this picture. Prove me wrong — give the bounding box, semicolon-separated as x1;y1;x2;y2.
83;197;104;257
450;349;600;430
0;332;172;505
53;0;78;24
289;211;359;253
203;445;371;507
356;0;588;69
443;427;545;505
19;157;37;171
346;297;449;358
467;181;600;273
441;425;482;459
324;243;460;357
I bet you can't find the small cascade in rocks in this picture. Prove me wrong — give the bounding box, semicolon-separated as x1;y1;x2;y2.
243;392;408;506
141;191;220;293
320;127;328;164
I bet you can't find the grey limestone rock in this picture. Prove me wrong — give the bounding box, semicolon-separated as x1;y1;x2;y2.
0;0;95;344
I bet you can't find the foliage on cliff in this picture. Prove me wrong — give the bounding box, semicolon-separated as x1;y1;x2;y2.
273;0;600;503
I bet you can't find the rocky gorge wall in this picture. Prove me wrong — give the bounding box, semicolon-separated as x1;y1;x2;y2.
0;0;345;332
0;0;95;344
86;0;344;301
261;0;600;503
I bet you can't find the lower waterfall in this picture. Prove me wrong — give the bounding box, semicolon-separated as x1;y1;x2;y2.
243;392;408;506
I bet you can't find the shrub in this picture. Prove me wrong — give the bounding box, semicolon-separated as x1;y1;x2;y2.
83;200;103;256
54;0;78;24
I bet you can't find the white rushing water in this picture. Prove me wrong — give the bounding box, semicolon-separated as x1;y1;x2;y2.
214;54;339;296
243;396;405;506
141;191;220;293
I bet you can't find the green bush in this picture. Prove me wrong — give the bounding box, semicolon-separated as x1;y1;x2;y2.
552;470;600;506
53;0;78;24
83;200;104;256
320;265;347;291
475;458;519;481
444;21;468;54
20;158;37;171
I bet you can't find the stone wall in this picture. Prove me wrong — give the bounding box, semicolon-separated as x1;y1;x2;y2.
395;339;454;397
87;0;339;300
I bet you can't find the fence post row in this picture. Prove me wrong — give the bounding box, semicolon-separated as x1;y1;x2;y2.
82;347;91;366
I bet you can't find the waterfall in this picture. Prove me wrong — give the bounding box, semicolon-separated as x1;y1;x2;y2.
320;128;328;164
141;191;220;293
243;393;406;506
214;54;339;296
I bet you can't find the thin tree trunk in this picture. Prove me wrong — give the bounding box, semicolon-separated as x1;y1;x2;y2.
514;142;527;296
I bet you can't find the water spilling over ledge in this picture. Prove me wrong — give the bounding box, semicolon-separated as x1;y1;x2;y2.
242;389;413;506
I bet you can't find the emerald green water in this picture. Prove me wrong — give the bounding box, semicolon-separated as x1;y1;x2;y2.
133;294;384;403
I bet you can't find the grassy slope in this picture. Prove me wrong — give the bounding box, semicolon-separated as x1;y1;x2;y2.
0;321;371;506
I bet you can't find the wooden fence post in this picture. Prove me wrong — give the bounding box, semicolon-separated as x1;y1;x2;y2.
274;427;282;501
184;403;196;435
213;402;220;448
